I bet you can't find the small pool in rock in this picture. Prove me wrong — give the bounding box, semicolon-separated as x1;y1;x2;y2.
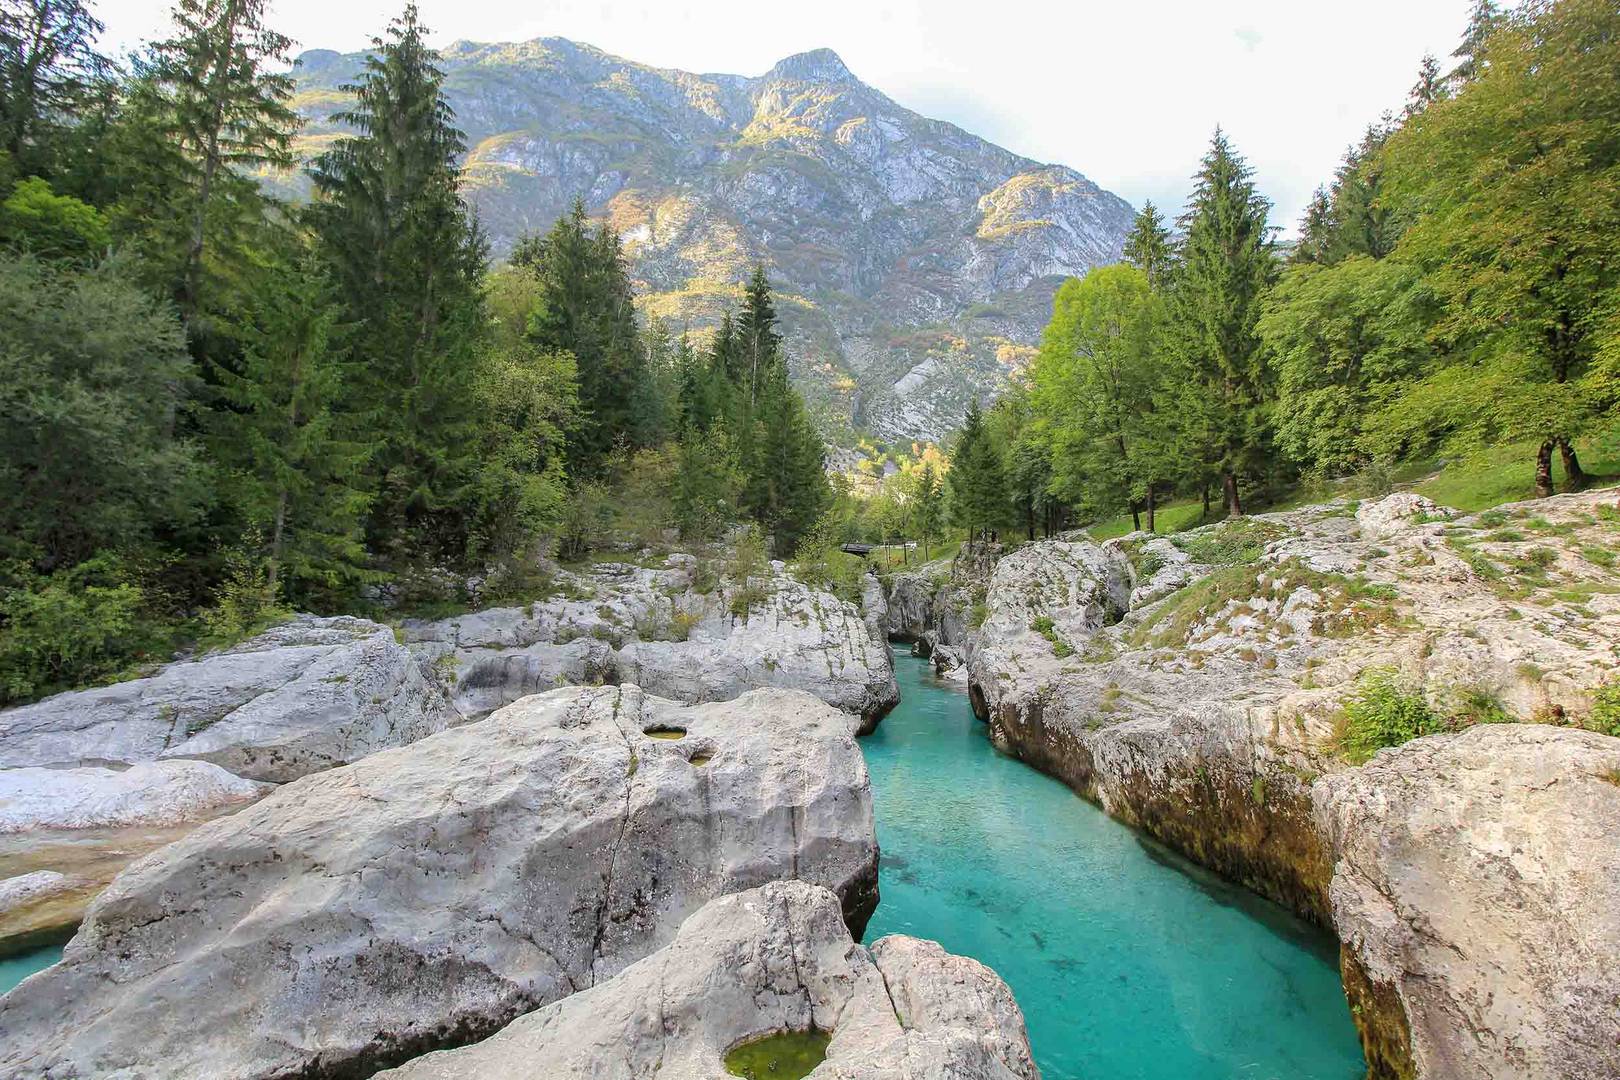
643;725;687;740
861;648;1366;1080
1;945;62;996
723;1029;830;1079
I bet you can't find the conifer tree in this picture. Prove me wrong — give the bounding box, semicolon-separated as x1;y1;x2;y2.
133;0;297;321
735;264;782;406
210;249;373;604
1449;0;1501;86
742;357;829;555
520;201;649;471
946;399;1006;540
1122;201;1173;285
308;3;487;562
910;461;942;560
1292;187;1335;265
0;0;113;178
1406;54;1444;117
1164;129;1275;516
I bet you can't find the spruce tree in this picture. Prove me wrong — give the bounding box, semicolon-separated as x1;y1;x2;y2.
308;3;487;563
0;0;113;178
1165;129;1275;516
210;249;374;604
743;358;829;556
1449;0;1501;86
946;399;1006;540
911;461;942;560
134;0;297;321
522;201;649;472
1122;201;1172;285
734;264;782;407
1292;188;1335;265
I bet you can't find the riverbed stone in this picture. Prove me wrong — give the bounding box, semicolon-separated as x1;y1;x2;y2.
0;616;457;782
0;684;879;1079
1315;724;1620;1080
374;881;1038;1080
404;556;898;733
0;761;269;834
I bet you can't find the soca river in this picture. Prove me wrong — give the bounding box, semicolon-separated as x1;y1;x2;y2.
862;647;1367;1080
1;649;1368;1077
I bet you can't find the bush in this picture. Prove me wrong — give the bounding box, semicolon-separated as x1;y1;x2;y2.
1591;681;1620;738
0;555;155;704
1336;669;1444;764
198;544;291;650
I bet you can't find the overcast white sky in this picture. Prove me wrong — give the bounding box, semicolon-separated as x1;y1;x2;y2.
97;0;1473;235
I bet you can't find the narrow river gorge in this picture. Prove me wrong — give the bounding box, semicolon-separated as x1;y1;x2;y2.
862;647;1366;1080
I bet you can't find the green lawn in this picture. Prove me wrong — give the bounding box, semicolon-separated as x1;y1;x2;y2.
1413;436;1620;511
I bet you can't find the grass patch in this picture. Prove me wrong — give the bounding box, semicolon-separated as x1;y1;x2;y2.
1030;615;1074;658
1171;518;1289;567
1413;435;1620;511
1086;498;1213;541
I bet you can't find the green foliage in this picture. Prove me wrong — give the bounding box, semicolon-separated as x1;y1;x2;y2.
1029;614;1073;658
0;176;108;258
1171;518;1287;566
1590;681;1620;738
725;526;770;616
792;511;865;603
0;555;155;705
1031;264;1168;526
946;399;1006;539
1336;669;1444;765
0;0;113;179
309;5;489;565
196;539;291;649
1161;129;1277;517
0;252;208;569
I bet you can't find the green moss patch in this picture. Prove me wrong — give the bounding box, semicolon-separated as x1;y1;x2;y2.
724;1029;831;1079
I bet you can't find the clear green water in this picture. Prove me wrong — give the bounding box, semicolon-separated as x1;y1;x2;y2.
861;649;1366;1080
0;945;62;996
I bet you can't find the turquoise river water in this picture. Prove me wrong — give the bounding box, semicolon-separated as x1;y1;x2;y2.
1;650;1367;1080
861;648;1366;1080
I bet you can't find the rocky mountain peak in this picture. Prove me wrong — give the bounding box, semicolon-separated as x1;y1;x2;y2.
762;47;855;84
284;37;1135;445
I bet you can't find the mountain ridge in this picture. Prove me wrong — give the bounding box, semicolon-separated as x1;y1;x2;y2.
288;37;1135;444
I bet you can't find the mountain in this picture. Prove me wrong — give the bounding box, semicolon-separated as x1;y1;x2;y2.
289;39;1135;445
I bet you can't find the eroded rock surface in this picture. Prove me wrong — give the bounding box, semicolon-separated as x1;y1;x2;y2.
1316;724;1620;1080
405;556;898;733
0;761;268;834
0;685;878;1079
0;616;456;782
375;881;1039;1080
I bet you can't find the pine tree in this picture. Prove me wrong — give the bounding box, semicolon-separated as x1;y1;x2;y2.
521;200;649;472
1165;129;1275;517
1329;125;1397;262
743;362;829;556
1293;187;1335;265
1406;54;1444;117
210;249;374;604
734;264;782;407
134;0;297;321
946;399;1006;540
1122;201;1172;285
1449;0;1501;86
0;0;113;178
910;461;942;560
308;3;487;563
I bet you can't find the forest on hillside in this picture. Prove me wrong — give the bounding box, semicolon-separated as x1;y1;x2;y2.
0;0;831;704
865;0;1619;551
1;0;1617;705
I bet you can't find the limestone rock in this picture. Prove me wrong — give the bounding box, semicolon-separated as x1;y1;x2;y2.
405;557;898;733
0;616;457;782
0;761;268;833
1355;492;1447;538
0;685;878;1079
1314;724;1620;1080
374;881;1038;1080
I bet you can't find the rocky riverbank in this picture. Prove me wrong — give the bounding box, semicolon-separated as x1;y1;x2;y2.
888;488;1620;1080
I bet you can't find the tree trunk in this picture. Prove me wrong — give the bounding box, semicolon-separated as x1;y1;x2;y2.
1534;440;1556;499
1201;483;1211;521
1558;438;1587;490
1026;503;1035;542
1223;472;1244;518
267;488;288;593
1146;484;1156;533
1130;505;1141;532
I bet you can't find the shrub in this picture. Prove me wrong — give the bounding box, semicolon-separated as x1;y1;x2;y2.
1336;669;1444;764
198;545;291;650
1591;681;1620;738
0;555;154;704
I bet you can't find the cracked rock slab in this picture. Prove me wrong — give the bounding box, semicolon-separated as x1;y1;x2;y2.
0;616;457;782
0;685;878;1080
1314;724;1620;1080
375;881;1039;1080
